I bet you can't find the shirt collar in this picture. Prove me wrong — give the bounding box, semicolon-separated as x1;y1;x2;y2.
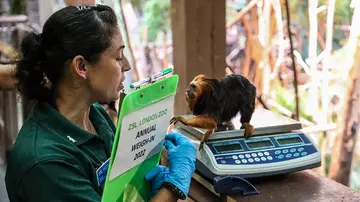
32;102;111;146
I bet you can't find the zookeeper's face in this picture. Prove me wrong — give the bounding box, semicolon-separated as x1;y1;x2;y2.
86;29;131;102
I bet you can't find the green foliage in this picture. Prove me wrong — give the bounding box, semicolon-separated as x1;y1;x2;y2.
143;0;170;42
288;0;353;27
325;152;332;176
271;81;313;121
128;0;144;10
332;0;354;25
288;0;354;57
10;0;27;14
351;157;360;191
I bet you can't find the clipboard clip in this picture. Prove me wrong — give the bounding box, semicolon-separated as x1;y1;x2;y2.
130;67;173;90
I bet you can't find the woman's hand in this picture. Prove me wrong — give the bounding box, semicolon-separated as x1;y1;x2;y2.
145;165;169;199
163;132;197;198
145;130;197;200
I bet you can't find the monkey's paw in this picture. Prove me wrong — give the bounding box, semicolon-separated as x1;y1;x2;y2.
170;116;188;125
241;123;254;138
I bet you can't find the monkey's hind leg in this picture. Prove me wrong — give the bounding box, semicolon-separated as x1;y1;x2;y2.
239;111;255;138
240;98;255;138
241;122;254;138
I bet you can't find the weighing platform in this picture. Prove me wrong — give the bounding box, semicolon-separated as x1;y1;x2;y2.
172;108;323;200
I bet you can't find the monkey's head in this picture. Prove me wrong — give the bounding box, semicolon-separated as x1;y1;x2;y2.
186;74;221;115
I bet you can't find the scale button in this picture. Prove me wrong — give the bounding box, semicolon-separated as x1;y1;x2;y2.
264;152;270;156
221;160;226;164
245;154;251;158
301;152;308;156
257;152;264;156
239;155;244;159
261;157;267;161
278;155;284;159
232;155;238;159
282;149;289;154
298;147;304;152
290;148;297;153
235;160;241;164
248;158;254;163
255;158;260;162
275;150;281;155
242;159;248;163
294;153;300;157
267;156;273;160
251;153;257;157
286;154;292;158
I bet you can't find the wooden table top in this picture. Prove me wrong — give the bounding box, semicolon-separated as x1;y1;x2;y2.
187;170;360;202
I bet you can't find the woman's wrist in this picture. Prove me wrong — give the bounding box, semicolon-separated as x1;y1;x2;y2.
149;187;179;202
162;181;187;200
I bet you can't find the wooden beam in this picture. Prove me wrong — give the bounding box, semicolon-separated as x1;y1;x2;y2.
171;0;226;115
226;0;258;28
0;15;28;23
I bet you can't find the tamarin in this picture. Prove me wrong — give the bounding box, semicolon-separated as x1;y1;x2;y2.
170;74;257;150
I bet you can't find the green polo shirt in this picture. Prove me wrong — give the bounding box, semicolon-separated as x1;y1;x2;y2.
5;102;116;202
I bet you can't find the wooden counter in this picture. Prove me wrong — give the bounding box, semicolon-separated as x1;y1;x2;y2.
186;169;360;202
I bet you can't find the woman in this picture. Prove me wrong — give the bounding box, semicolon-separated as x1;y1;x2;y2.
5;5;196;202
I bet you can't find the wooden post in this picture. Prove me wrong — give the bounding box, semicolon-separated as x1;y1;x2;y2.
171;0;226;115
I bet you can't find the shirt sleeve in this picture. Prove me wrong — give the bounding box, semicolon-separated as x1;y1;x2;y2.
19;159;101;202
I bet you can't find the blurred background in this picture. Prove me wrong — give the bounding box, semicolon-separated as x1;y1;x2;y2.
0;0;360;201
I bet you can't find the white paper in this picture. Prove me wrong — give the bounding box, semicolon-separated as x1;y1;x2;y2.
109;95;174;180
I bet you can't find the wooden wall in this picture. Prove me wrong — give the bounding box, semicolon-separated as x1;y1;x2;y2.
171;0;226;115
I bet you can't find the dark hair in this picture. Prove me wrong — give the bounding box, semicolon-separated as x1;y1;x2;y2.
15;5;118;103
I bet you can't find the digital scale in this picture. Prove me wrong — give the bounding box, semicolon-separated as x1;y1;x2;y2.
173;108;321;196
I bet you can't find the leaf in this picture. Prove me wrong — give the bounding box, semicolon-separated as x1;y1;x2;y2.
143;0;170;42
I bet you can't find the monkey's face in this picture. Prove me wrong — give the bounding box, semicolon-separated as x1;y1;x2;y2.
186;74;209;112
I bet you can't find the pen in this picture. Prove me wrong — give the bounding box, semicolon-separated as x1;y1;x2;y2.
151;67;173;80
130;67;173;89
129;77;151;89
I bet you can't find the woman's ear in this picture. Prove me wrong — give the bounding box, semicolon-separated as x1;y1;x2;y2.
71;55;89;79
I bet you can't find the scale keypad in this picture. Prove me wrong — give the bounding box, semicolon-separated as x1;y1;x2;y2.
214;145;317;165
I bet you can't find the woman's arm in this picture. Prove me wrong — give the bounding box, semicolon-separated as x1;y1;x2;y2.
149;188;178;202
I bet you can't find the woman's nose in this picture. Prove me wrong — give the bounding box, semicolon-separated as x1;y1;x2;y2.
122;56;131;72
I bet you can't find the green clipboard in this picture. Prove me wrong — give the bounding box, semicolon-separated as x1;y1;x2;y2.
102;74;179;202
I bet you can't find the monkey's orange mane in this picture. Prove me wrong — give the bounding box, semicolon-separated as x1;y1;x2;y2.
188;74;213;112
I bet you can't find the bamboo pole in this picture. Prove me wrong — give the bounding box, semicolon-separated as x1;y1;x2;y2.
285;0;299;120
316;0;336;176
119;0;141;81
259;0;272;96
226;0;258;28
270;0;285;80
308;0;319;122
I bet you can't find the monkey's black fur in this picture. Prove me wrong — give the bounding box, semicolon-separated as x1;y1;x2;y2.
191;74;256;129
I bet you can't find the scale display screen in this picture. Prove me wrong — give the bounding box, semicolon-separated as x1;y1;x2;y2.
246;139;273;149
277;136;303;145
214;143;243;152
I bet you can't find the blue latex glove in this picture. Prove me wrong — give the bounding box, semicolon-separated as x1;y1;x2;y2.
163;132;197;196
145;165;169;199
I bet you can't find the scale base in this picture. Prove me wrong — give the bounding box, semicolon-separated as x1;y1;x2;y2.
196;161;260;196
214;175;260;196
